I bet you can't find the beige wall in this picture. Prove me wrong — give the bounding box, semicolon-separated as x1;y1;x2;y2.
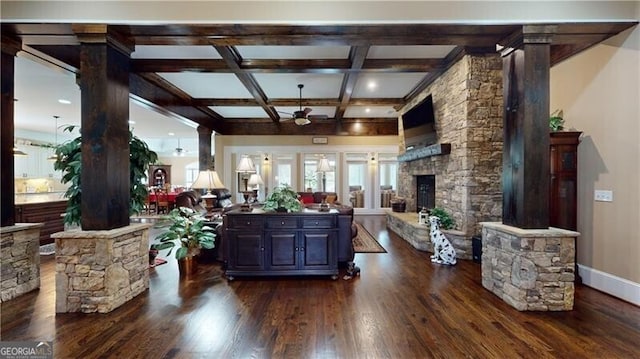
550;25;639;284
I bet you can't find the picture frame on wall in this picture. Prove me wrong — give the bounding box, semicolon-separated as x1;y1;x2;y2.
312;137;328;144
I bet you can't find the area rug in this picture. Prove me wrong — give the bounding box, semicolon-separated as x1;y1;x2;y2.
39;243;55;256
353;223;386;253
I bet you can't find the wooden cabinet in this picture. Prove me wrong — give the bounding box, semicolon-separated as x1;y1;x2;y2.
148;165;171;188
15;200;67;245
550;132;581;230
224;211;339;280
14;145;61;179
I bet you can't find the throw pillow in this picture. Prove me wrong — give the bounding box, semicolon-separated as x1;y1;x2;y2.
325;194;337;204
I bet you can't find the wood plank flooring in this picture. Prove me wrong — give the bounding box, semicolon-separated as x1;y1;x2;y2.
2;215;639;358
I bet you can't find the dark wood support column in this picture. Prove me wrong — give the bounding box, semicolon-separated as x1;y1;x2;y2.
197;125;213;171
501;25;556;229
1;35;21;227
74;25;133;230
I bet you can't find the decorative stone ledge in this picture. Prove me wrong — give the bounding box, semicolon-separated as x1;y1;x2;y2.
481;222;579;311
1;223;43;302
51;223;152;313
396;143;451;162
386;210;472;260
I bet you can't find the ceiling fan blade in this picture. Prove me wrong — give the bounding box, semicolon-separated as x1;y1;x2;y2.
294;117;311;126
308;114;328;120
303;107;312;115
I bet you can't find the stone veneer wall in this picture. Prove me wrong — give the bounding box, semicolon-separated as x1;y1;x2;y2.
397;53;503;237
481;222;578;311
52;223;151;313
0;223;43;302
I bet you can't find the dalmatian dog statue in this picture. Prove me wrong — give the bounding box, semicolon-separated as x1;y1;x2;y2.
428;215;457;265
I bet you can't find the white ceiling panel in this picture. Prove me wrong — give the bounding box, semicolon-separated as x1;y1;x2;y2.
344;106;398;118
276;106;336;118
368;45;457;59
158;73;253;98
132;45;221;59
236;45;350;59
210;106;268;118
352;72;428;98
254;73;344;98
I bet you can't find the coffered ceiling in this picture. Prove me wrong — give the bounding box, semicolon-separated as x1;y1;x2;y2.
3;21;636;141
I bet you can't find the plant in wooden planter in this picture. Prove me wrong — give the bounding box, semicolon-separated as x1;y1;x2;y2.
54;125;158;227
152;207;216;275
263;184;302;213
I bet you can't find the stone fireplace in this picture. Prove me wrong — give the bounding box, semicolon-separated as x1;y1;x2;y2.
416;175;435;212
389;52;504;256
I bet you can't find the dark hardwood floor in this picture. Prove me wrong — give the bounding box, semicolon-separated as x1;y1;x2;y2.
2;215;639;358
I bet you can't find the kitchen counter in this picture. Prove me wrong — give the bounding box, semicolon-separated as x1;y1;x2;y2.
15;191;67;205
15;196;68;245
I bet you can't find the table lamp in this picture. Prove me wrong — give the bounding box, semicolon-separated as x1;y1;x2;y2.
192;170;225;210
317;156;332;211
247;173;264;202
236;155;257;211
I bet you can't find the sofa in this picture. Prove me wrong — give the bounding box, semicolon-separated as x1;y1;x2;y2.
298;191;339;205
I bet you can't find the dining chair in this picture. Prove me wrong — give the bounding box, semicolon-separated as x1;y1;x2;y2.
156;191;170;214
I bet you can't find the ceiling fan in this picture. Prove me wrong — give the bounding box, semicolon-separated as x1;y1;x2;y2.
279;84;328;126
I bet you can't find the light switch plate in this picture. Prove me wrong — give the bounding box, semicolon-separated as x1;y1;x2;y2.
594;190;613;202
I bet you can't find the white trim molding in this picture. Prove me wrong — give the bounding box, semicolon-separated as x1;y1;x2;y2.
578;264;640;307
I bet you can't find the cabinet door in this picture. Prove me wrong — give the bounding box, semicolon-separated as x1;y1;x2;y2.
228;231;264;270
266;231;297;270
299;231;335;269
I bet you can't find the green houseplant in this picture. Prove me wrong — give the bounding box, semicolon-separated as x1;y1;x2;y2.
549;109;565;131
54;125;158;227
263;184;302;213
152;207;216;260
429;207;455;230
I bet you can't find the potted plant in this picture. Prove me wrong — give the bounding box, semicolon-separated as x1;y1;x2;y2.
263;184;303;213
549;109;565;131
152;207;216;276
428;207;455;230
54;125;158;227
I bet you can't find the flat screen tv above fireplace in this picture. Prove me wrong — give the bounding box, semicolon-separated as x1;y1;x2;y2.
402;94;437;151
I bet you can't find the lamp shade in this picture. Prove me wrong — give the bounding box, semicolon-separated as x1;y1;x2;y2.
317;157;331;172
13;147;28;156
236;155;256;173
192;170;225;190
248;173;264;187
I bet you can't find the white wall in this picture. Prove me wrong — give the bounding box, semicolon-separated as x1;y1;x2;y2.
550;25;640;305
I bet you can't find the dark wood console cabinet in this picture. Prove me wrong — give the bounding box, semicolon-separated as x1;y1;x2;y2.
224;210;339;280
550;131;582;230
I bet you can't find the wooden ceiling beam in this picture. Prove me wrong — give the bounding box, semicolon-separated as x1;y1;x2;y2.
213;45;280;122
131;58;442;73
335;46;369;123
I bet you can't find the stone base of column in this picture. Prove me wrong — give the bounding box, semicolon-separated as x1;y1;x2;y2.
1;223;43;302
52;223;152;313
481;222;579;311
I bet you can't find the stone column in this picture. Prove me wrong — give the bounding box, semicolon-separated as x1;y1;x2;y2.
1;223;43;301
481;222;578;311
52;223;151;313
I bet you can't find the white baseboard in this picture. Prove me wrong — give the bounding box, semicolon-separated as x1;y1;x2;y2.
578;264;640;306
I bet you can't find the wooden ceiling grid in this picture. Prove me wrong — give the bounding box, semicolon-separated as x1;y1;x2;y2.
2;22;636;136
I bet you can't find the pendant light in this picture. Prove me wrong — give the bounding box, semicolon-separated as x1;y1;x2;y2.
47;116;59;161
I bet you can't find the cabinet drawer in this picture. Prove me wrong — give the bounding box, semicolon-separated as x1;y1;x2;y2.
267;217;298;229
228;216;264;229
302;217;334;229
